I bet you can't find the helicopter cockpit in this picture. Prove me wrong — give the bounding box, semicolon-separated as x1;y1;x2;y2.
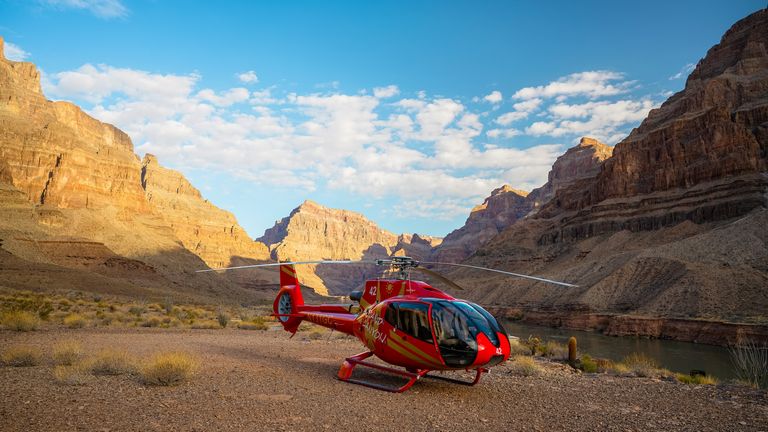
429;299;506;367
384;298;508;368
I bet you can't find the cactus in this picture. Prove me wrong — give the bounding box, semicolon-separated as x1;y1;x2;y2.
568;336;577;364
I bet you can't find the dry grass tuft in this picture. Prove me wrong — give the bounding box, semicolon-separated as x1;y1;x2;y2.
2;345;42;367
508;338;530;358
63;313;87;329
190;320;221;329
90;349;135;375
676;373;718;385
508;356;541;376
53;363;91;385
139;352;196;386
52;340;84;365
1;310;40;331
621;353;659;377
238;319;268;330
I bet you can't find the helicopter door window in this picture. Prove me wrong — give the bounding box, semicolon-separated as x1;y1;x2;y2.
384;302;433;343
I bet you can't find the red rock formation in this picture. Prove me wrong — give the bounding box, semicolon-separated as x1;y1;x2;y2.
141;154;269;269
432;185;530;263
0;37;274;302
0;38;149;214
433;137;611;263
259;200;441;294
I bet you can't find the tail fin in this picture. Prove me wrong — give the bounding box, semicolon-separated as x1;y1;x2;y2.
272;264;304;334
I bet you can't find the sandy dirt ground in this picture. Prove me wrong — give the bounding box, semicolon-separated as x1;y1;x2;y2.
1;327;767;432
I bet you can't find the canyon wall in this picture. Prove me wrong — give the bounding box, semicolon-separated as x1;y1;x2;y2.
0;36;274;303
450;11;768;328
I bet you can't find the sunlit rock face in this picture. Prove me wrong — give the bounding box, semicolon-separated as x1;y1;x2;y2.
0;37;270;301
258;200;441;295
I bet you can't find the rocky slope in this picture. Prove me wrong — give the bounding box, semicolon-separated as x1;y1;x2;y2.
453;10;768;327
0;37;274;303
258;200;441;295
141;154;269;269
432;137;612;263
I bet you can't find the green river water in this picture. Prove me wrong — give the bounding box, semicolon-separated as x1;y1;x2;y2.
502;320;737;380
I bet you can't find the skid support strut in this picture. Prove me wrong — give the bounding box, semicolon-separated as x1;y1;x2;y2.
337;351;430;393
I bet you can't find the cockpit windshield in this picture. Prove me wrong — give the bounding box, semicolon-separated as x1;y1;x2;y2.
429;300;503;367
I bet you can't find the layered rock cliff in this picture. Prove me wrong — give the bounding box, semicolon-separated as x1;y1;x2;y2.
432;137;611;263
0;37;274;303
432;185;530;263
258;200;441;295
452;10;768;326
140;154;269;268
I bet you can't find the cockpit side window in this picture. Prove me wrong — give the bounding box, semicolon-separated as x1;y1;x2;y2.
384;302;433;343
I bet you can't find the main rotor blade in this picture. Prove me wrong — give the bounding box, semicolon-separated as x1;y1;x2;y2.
410;267;464;291
196;260;378;273
419;261;578;288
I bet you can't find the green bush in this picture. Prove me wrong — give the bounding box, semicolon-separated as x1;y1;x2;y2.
580;354;598;373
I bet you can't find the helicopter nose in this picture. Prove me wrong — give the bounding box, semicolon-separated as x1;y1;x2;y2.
472;332;511;368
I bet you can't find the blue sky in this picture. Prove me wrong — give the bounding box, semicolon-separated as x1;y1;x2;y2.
1;0;764;238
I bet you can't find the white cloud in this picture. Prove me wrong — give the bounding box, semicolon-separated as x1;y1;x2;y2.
4;41;30;61
496;111;528;126
525;99;656;143
512;98;542;112
483;90;502;104
486;128;520;139
669;63;696;80
197;87;250;107
513;71;632;100
373;85;399;98
237;70;259;84
44;64;656;220
40;0;128;18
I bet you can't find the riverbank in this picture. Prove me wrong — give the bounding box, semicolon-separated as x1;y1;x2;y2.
2;327;767;431
486;307;768;347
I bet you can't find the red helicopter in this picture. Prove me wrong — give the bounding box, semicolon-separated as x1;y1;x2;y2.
199;256;576;393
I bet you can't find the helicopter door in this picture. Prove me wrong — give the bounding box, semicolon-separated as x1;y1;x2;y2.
384;302;433;343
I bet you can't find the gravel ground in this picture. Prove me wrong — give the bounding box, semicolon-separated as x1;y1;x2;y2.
1;327;766;432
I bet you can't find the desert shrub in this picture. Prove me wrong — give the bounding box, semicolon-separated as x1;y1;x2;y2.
63;313;87;329
729;340;768;389
53;363;90;385
90;349;135;375
52;340;84;365
216;310;230;328
539;340;568;360
508;339;530;357
580;354;598;373
508;356;540;376
523;336;541;356
608;362;630;375
141;317;161;328
595;358;615;373
139;352;196;386
128;305;146;316
190;320;220;329
676;373;718;385
162;298;174;314
1;345;42;366
238;318;268;330
37;301;54;320
1;310;40;331
622;353;659;377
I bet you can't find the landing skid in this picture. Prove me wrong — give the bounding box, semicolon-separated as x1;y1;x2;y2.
336;351;486;393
